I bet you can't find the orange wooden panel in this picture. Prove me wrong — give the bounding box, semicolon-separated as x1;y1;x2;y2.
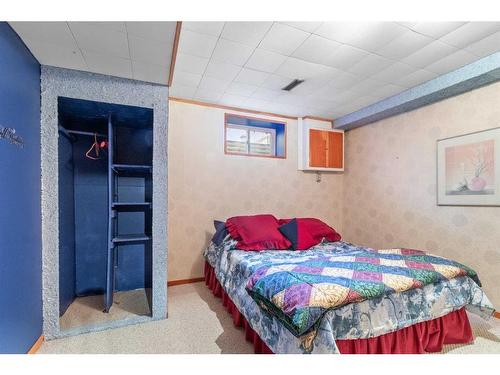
309;129;327;167
327;131;343;168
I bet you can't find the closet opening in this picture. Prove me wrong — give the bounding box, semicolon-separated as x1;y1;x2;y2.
57;97;153;332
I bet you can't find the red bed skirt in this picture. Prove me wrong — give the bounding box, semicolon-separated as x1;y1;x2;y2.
204;261;474;354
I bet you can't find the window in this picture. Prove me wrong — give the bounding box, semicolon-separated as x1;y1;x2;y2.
224;114;286;158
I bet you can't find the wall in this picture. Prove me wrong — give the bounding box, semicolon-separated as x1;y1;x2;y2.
41;66;168;339
58;134;76;315
342;81;500;307
167;101;344;281
0;23;42;353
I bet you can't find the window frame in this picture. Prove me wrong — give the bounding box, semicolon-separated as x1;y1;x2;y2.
224;113;287;159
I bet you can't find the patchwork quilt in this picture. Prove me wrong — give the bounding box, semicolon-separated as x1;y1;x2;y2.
204;238;495;354
246;247;482;346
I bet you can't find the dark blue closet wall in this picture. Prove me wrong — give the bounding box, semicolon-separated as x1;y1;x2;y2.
0;23;42;353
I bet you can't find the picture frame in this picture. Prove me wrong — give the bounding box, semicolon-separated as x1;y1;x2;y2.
437;127;500;206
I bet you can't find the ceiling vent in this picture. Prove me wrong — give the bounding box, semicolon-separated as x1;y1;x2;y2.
282;79;304;91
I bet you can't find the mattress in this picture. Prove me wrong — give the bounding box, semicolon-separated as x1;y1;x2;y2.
203;238;495;354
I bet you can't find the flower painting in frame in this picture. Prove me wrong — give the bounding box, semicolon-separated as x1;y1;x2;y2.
437;127;500;206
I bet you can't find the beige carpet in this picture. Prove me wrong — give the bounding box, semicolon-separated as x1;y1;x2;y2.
60;289;151;331
39;282;500;354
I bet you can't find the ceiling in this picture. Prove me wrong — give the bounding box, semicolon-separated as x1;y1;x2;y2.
170;22;500;118
9;21;177;85
8;21;500;120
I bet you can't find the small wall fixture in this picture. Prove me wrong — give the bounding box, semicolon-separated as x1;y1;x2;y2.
282;79;304;91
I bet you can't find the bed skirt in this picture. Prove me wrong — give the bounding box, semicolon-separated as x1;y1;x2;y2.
204;261;474;354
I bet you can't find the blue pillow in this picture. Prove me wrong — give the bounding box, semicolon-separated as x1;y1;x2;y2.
212;220;228;246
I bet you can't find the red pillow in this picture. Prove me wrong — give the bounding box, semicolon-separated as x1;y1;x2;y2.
278;218;341;250
226;214;291;251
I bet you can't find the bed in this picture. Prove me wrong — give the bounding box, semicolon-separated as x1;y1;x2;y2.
203;236;495;354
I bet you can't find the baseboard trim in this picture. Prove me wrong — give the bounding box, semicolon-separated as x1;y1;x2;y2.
27;335;44;354
167;277;204;287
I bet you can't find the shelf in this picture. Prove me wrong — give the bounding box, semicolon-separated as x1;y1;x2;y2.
112;164;152;176
112;202;151;210
112;234;152;244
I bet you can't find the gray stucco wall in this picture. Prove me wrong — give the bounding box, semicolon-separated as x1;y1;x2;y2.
41;66;168;339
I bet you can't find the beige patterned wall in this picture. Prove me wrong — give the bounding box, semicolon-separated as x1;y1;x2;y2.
168;101;344;281
343;81;500;307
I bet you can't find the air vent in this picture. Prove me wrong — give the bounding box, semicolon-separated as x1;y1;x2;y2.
282;79;304;91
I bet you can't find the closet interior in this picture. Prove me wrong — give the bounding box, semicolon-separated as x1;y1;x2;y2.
57;97;153;331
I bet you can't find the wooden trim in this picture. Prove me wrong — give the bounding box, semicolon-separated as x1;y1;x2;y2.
27;335;44;354
167;277;204;287
169;96;299;120
303;115;334;125
224;112;287;159
494;311;500;319
167;21;182;87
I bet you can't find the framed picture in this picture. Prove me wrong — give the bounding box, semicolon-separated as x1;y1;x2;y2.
437;127;500;206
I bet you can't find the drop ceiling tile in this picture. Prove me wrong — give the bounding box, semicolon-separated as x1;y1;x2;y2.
275;57;334;80
80;22;127;33
251;87;283;100
464;31;500;58
347;53;394;77
281;22;323;33
260;74;292;90
328;72;363;90
244;97;274;110
82;50;133;79
172;70;203;87
132;60;168;85
424;49;479;75
182;22;225;37
218;93;249;107
394;69;438;88
69;22;130;59
370;84;406;99
10;22;76;47
198;75;232;92
405;22;465;39
275;92;306;105
221;22;273;48
225;82;259;96
194;87;224;102
22;38;87;70
315;22;406;52
128;35;172;67
440;22;500;49
376;30;434;60
169;84;197;98
245;48;288;73
292;34;342;65
175;52;209;75
371;62;417;84
349;78;385;94
259;23;310;55
402;40;458;68
234;68;270;85
288;77;331;95
211;38;254;66
204;60;242;81
125;22;176;44
322;44;369;71
178;29;218;58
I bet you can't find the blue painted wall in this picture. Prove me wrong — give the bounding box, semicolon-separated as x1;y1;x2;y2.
0;23;42;353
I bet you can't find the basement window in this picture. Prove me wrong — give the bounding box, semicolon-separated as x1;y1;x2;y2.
224;114;286;159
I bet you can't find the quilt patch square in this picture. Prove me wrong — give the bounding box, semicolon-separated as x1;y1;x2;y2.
353;270;383;282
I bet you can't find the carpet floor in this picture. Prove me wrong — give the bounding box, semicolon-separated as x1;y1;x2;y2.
38;282;500;354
